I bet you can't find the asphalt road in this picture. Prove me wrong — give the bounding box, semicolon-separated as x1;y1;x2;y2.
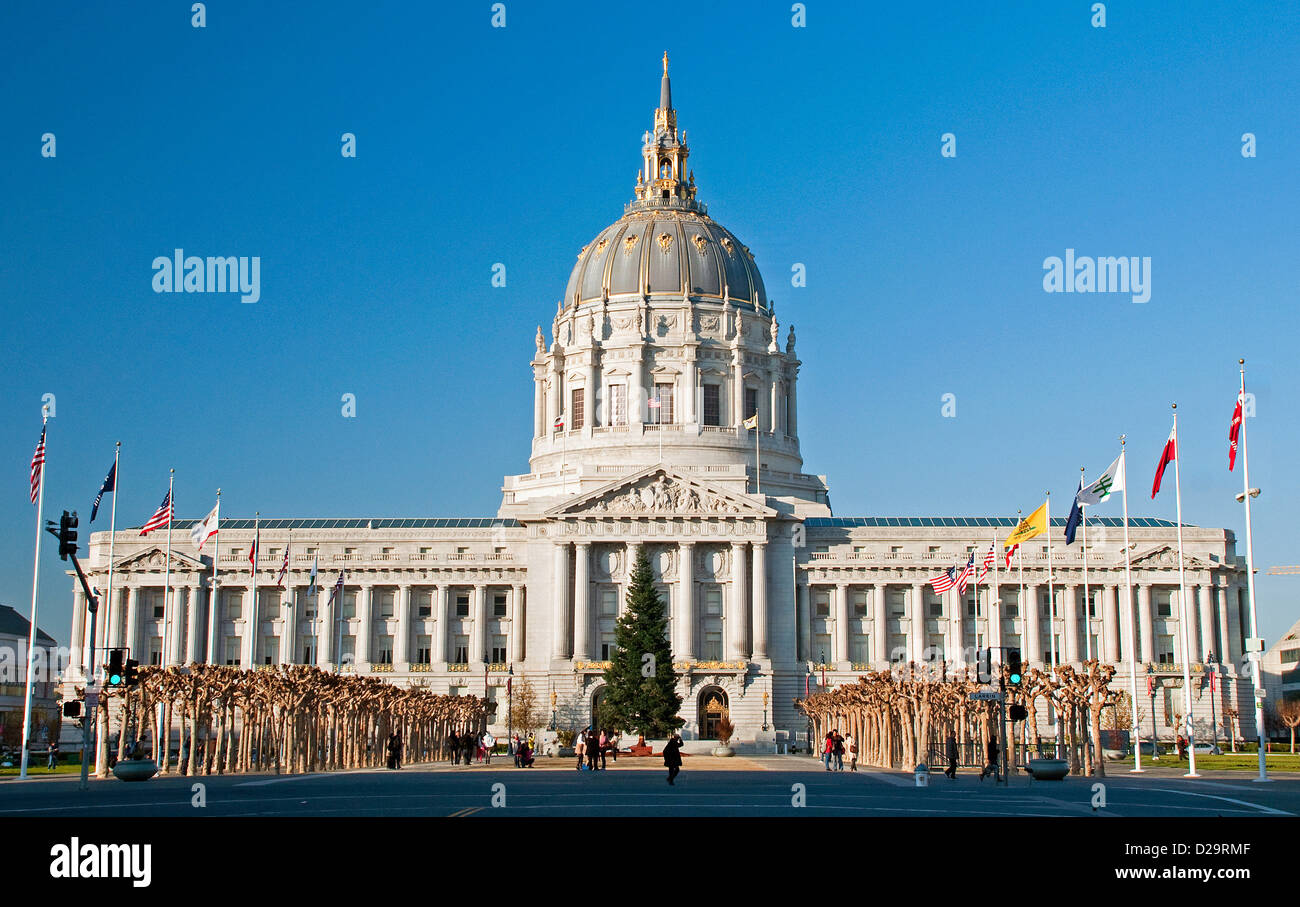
2;756;1297;818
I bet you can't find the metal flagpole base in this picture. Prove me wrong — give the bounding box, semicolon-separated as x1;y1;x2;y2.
1183;772;1202;778
1128;768;1146;773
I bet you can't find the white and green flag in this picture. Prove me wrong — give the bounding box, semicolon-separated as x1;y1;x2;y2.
1077;452;1124;506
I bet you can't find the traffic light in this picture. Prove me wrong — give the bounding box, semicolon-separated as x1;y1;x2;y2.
105;648;126;688
63;699;83;719
45;510;79;561
123;658;141;688
1006;648;1023;686
976;647;993;684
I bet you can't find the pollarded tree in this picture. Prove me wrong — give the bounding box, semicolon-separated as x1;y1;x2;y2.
599;547;684;738
1277;698;1300;754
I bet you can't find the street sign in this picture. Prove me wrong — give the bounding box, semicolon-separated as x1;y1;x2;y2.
969;691;1003;701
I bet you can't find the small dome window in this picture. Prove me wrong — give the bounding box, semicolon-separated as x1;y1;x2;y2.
659;159;672;179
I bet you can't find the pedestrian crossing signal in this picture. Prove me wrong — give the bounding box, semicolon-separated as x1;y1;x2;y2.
1006;648;1023;686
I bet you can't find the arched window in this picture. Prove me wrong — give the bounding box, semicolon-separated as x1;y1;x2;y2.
698;687;729;739
659;159;672;180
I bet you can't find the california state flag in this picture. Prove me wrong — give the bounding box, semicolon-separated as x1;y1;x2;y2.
190;501;220;551
1228;393;1243;471
1151;428;1176;499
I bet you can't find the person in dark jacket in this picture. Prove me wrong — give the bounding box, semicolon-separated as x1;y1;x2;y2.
447;731;460;765
663;733;684;785
944;733;958;779
832;730;845;772
585;728;601;771
980;736;1000;781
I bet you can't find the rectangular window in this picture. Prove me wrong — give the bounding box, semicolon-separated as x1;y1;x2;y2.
302;638;316;666
851;591;868;617
889;592;907;618
601;635;616;660
1157;635;1175;664
416;636;432;664
454;636;470;664
377;636;393;664
148;636;163;666
813;591;830;617
417;591;432;618
456;594;470;617
449;686;465;698
1281;649;1300;666
702;384;721;426
260;589;280;619
491;636;507;664
341;592;356;620
813;634;832;664
1156;590;1173;618
611;384;627;425
601;589;618;617
378;590;395;619
702;631;722;661
493;594;507;617
653;382;674;424
224;590;242;621
571;388;585;430
849;635;870;664
224;637;240;666
928;600;943;618
340;635;356;664
743;386;758;423
262;637;278;666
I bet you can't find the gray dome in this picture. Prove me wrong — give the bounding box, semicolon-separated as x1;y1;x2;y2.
564;209;768;310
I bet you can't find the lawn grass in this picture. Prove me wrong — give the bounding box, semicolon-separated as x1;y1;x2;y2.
0;762;88;777
1146;752;1300;771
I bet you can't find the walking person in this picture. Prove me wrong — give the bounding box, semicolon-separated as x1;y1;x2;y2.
822;731;834;771
575;727;587;770
46;741;58;771
598;730;609;770
663;732;683;785
447;730;460;764
845;733;857;772
483;730;496;765
832;730;845;772
462;733;475;766
586;727;601;771
944;732;958;779
979;735;1000;782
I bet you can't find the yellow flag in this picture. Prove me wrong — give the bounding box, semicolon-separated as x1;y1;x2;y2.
1004;501;1047;547
742;414;759;429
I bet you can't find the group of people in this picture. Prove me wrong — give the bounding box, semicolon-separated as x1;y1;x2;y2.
385;732;403;770
821;730;857;772
511;734;537;767
574;726;621;771
942;733;1000;781
446;729;497;765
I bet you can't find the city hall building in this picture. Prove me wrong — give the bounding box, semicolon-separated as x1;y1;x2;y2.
63;60;1259;747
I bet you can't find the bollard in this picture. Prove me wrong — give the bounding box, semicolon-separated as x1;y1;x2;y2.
915;763;930;788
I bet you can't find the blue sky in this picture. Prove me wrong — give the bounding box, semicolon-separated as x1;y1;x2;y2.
1;1;1296;644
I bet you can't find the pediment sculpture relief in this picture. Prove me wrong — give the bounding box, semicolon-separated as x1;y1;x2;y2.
583;475;742;515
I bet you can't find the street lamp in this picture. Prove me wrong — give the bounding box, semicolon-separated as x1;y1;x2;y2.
805;667;813;757
1207;652;1219;754
548;688;557;732
1147;665;1158;758
507;664;514;758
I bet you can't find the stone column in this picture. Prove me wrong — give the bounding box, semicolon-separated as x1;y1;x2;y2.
752;541;768;660
1225;583;1245;660
356;584;373;667
683;356;698;424
1198;584;1216;662
534;373;545;438
1216;584;1232;664
551;543;569;659
731;352;744;427
1181;585;1200;664
1118;584;1135;664
124;585;140;665
1024;584;1042;666
987;586;1003;651
574;542;591;660
186;583;202;664
833;582;849;667
1138;584;1155;664
678;542;696;660
319;586;334;668
242;587;257;668
279;586;295;666
948;587;964;663
395;584;411;668
1103;584;1120;663
873;583;889;665
728;542;748;660
910;583;926;664
70;585;86;677
796;580;809;662
1063;585;1080;663
433;585;450;665
471;583;487;663
510;583;525;663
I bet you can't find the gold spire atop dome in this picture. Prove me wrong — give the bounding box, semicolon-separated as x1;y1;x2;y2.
663;51;669;75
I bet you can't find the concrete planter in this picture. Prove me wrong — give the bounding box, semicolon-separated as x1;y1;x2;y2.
711;745;735;757
113;759;159;782
1026;758;1069;781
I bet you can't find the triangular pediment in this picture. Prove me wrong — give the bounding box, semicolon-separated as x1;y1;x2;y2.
114;547;207;572
544;466;776;519
1129;544;1217;571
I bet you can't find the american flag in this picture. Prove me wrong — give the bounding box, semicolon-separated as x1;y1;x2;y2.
276;543;289;588
139;491;173;535
929;566;958;594
29;427;46;504
1003;543;1019;569
326;571;345;607
955;553;975;596
976;542;997;583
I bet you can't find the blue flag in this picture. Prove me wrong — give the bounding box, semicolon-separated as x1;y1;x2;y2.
90;460;117;523
1064;478;1084;545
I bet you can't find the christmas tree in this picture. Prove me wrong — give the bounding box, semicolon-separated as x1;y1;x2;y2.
597;547;684;737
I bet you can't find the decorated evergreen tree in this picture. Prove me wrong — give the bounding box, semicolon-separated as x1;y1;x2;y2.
598;547;684;737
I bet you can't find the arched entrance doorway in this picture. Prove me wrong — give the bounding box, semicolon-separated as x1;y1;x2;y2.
698;687;729;740
591;686;606;730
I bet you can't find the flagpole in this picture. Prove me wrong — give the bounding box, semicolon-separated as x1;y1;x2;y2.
19;410;49;780
1046;491;1056;669
1081;466;1091;662
1171;404;1200;778
93;441;120;779
162;469;174;667
249;513;259;668
1238;360;1268;782
206;489;221;664
1120;439;1143;772
335;572;346;673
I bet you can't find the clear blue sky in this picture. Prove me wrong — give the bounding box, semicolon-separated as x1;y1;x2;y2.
2;1;1297;646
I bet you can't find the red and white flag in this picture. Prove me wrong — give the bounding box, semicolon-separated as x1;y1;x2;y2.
1151;427;1177;499
1228;393;1243;471
190;501;219;551
276;543;289;588
977;542;996;583
553;415;564;431
1003;543;1019;569
28;427;45;504
140;490;174;535
248;531;259;569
